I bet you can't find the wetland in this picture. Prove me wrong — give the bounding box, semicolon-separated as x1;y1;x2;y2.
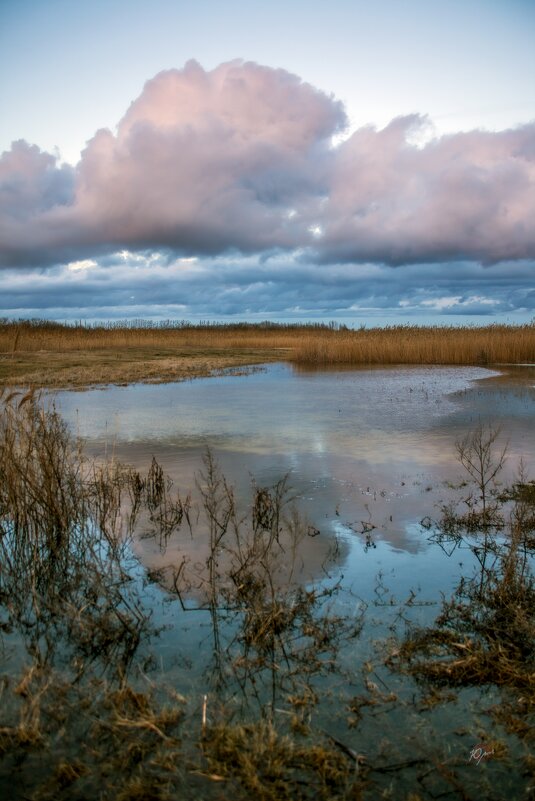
0;359;534;800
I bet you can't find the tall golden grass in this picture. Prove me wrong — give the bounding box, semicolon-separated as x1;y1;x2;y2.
0;319;534;365
0;319;308;353
293;323;535;365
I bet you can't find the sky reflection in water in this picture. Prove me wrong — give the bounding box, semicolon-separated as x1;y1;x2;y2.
55;363;535;604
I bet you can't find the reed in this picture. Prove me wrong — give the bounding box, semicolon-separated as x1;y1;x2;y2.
0;389;154;676
0;319;533;366
292;323;535;365
0;319;320;353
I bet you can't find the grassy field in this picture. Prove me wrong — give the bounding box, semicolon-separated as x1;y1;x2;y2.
0;319;534;387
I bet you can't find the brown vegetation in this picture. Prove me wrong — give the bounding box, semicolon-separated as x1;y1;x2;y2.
388;426;535;743
0;319;533;387
292;322;535;366
0;319;306;353
1;393;533;799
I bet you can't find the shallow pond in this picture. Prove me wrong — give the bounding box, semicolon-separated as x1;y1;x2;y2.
4;363;533;799
56;363;535;600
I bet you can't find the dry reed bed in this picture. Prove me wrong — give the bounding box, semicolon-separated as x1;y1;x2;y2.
1;320;534;366
293;323;535;365
0;320;308;353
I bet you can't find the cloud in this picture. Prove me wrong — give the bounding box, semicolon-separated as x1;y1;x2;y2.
318;115;535;265
0;60;345;268
0;61;534;271
0;252;533;323
0;140;76;265
67;258;97;272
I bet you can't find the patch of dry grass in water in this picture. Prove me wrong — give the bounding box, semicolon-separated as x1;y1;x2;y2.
1;669;367;801
201;720;366;800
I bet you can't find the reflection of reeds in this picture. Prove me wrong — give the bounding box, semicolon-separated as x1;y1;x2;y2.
388;429;535;744
169;449;359;713
1;398;534;798
0;319;534;364
0;398;365;798
0;389;154;676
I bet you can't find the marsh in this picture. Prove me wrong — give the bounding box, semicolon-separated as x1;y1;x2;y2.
1;362;534;800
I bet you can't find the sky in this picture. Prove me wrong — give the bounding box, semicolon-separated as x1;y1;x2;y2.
0;0;534;326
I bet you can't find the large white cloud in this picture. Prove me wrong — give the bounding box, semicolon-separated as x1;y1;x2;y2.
0;60;534;269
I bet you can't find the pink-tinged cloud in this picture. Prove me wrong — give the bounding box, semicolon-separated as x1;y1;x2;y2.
0;61;534;269
320;115;535;264
0;60;345;267
71;60;345;254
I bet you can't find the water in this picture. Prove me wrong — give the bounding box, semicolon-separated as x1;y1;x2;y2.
12;363;534;798
55;363;535;590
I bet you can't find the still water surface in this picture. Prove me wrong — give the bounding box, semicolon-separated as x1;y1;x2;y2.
36;364;535;795
56;363;535;597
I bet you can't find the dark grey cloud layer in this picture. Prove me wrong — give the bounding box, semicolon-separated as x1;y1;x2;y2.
1;253;533;325
1;60;535;272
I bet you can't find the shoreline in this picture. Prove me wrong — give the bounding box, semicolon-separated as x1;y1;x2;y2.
1;320;533;389
2;350;532;391
0;347;283;390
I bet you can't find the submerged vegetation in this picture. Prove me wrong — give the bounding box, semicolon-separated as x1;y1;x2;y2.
389;425;535;751
0;318;534;387
0;391;534;799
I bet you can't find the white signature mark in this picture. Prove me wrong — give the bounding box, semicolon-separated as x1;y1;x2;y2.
469;743;494;765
